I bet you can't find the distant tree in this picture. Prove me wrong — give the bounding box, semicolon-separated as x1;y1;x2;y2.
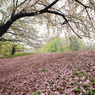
70;36;79;51
44;38;63;52
0;41;24;55
62;36;86;52
0;41;11;55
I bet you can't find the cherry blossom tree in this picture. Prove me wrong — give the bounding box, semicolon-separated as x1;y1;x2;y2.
0;0;95;42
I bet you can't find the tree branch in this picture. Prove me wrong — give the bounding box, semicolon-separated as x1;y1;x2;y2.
46;10;68;24
44;0;59;10
67;23;82;39
85;8;95;30
7;32;36;39
16;0;18;6
20;0;27;5
75;0;90;8
10;0;60;22
0;38;22;42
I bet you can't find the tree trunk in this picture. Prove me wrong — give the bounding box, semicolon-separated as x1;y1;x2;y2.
0;20;13;37
11;45;16;55
0;13;25;37
0;13;36;37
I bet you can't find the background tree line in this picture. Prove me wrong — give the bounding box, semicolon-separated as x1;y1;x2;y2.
1;35;95;56
36;36;95;53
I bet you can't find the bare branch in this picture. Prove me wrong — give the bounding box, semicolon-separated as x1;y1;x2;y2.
0;38;21;42
20;0;27;5
16;0;18;6
7;32;36;39
67;23;82;39
46;10;68;24
75;0;90;8
43;0;59;11
85;8;95;30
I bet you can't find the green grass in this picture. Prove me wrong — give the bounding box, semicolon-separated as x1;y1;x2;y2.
0;52;38;58
73;70;85;77
92;82;95;85
31;90;42;95
73;88;82;93
83;84;90;90
85;89;95;95
71;82;78;85
73;71;79;75
60;91;65;94
42;68;49;72
44;83;48;86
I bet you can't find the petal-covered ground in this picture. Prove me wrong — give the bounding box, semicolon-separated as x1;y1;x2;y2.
0;50;95;95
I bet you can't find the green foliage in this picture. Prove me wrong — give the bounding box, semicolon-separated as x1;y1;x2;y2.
42;68;49;72
73;88;82;93
70;36;79;51
66;57;72;60
43;36;86;53
60;91;65;94
71;82;78;85
38;36;92;53
44;83;48;86
73;71;79;75
77;73;84;77
63;36;87;52
0;41;24;56
71;75;75;78
0;41;11;55
91;78;95;82
69;36;87;51
73;70;85;77
83;84;90;90
43;38;63;52
92;82;95;85
85;89;95;95
31;90;42;95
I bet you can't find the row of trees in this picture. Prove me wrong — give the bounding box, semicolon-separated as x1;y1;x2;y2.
1;36;95;56
38;36;95;53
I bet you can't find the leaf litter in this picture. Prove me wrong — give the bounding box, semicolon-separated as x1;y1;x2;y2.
0;50;95;95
